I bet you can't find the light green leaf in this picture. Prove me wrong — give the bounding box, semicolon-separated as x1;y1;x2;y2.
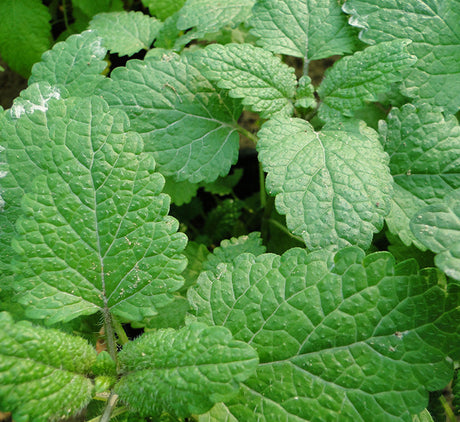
195;43;297;118
380;103;460;248
99;53;242;183
10;96;187;324
189;247;459;421
343;0;460;114
199;403;238;422
89;11;162;56
142;0;186;21
0;0;51;77
203;232;266;271
257;117;392;250
295;76;316;110
0;312;95;422
412;409;434;422
29;31;108;98
411;189;460;282
116;322;258;418
317;40;416;121
154;13;182;50
177;0;254;34
249;0;359;61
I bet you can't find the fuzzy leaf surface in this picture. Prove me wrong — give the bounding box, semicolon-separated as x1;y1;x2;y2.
29;31;107;98
195;43;297;118
189;247;460;421
411;189;460;282
317;40;416;121
249;0;359;61
99;53;242;183
0;312;96;422
116;322;258;418
10;96;187;324
177;0;254;34
380;103;460;248
89;11;162;56
343;0;460;114
257;117;392;250
0;0;52;77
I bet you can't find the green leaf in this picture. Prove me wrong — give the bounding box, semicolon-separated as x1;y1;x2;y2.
177;0;254;34
10;96;187;324
249;0;359;61
189;247;460;421
181;241;211;291
29;31;108;98
154;13;182;50
295;75;316;110
89;11;163;56
203;232;266;271
0;0;51;77
202;168;243;196
411;189;460;282
99;53;242;183
195;43;297;118
380;103;460;248
257;117;392;250
162;177;199;206
72;0;124;17
142;0;186;21
0;312;96;422
115;322;258;418
317;40;416;122
343;0;460;114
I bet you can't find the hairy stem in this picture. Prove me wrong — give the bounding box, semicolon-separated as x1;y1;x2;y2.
236;125;258;145
439;395;457;422
100;393;119;422
268;218;304;242
102;307;118;363
112;316;129;346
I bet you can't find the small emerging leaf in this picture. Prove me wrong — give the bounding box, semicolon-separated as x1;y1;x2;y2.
116;322;258;418
0;312;96;422
142;0;186;21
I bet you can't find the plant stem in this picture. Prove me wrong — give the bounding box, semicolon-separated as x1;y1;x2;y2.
439;394;457;422
100;393;119;422
102;307;118;363
112;316;129;346
236;125;258;145
267;218;304;242
259;162;266;209
61;0;70;31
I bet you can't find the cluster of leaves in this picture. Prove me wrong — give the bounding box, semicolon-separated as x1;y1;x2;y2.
1;0;460;421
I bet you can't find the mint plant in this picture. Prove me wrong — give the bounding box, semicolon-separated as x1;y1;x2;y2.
1;0;459;421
